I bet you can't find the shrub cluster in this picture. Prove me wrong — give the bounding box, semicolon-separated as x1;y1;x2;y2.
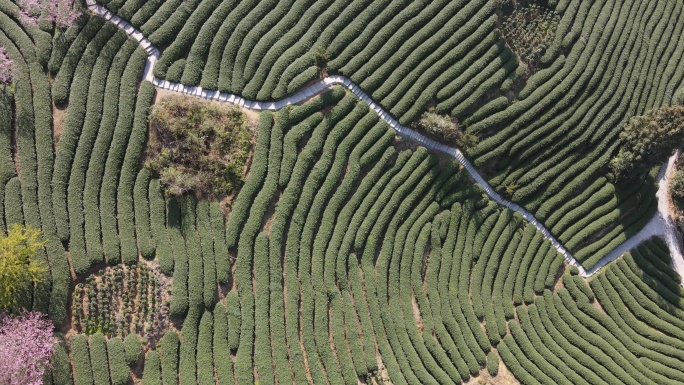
610;106;684;183
499;2;560;70
146;96;254;199
670;168;684;210
71;264;170;344
418;111;477;149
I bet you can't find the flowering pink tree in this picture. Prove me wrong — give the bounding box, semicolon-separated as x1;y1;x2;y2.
0;311;56;385
18;0;81;31
0;47;12;84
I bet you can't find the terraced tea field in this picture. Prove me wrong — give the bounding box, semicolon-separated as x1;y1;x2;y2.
2;0;684;384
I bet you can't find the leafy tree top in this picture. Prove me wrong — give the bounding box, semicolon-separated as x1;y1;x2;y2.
610;106;684;184
0;224;48;310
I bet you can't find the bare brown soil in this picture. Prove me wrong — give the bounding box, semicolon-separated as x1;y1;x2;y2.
463;358;520;385
52;100;67;148
411;292;424;332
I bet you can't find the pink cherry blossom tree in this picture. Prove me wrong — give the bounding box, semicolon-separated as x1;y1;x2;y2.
0;47;12;84
0;311;56;385
18;0;81;31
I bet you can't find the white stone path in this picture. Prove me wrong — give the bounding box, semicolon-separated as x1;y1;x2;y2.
87;0;684;283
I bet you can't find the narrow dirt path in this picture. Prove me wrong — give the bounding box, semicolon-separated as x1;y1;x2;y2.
85;0;684;282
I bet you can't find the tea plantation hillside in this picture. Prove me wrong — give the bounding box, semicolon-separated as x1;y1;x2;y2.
2;0;684;384
95;0;684;269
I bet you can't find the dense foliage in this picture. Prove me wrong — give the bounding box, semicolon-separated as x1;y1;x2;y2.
671;168;684;209
610;106;684;183
418;111;477;149
0;225;47;309
146;95;253;198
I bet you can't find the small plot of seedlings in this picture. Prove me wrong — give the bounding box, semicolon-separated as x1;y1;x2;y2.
499;2;560;70
71;264;170;344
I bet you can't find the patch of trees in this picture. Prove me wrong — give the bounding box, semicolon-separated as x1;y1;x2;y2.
146;96;254;199
610;106;684;184
418;111;477;149
0;225;47;310
0;311;56;385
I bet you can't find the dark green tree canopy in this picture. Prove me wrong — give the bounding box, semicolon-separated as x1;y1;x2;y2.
610;106;684;184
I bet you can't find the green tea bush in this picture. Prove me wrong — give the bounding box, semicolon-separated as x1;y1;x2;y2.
107;337;130;385
50;334;74;385
149;179;174;275
197;311;214;385
197;201;217;308
71;334;94;385
486;351;499;376
134;169;155;259
83;40;136;266
142;351;162;385
89;333;111;385
148;0;203;47
124;334;143;367
179;307;200;385
225;112;272;248
54;22;117;244
100;48;148;264
52;17;106;104
159;331;180;385
226;290;242;352
212;304;233;384
154;0;220;81
138;0;184;36
169;199;189;318
210;203;230;283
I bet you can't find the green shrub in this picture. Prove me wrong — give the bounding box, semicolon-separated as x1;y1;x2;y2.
149;179;174;275
124;334;143;367
146;95;253;199
197;201;217;308
179;307;200;385
107;337;130;385
674;87;684;106
51;334;74;385
71;334;94;385
134;167;155;259
142;351;162;385
486;351;499;376
210;203;230;283
212;304;233;385
159;331;180;385
100;48;148;265
197;311;214;385
89;333;111;385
